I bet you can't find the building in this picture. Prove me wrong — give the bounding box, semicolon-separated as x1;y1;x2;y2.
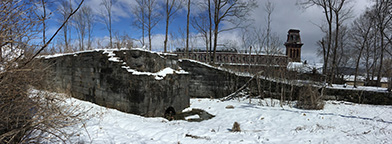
284;29;303;62
174;29;303;70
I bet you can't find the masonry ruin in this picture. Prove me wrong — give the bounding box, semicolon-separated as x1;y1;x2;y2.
41;49;190;117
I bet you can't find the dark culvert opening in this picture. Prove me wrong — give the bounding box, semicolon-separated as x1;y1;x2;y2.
164;106;176;120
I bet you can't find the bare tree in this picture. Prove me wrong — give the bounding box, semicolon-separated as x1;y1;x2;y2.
265;0;273;51
370;0;392;86
132;0;147;47
208;0;212;62
192;11;210;58
1;0;86;143
100;0;116;48
186;0;190;57
299;0;352;85
240;26;258;54
147;0;161;50
114;32;135;48
0;0;40;64
240;1;281;56
211;0;257;63
350;12;373;87
73;6;94;51
85;6;94;50
133;0;161;50
192;1;211;60
58;0;73;52
330;0;352;85
37;0;53;46
74;7;87;50
163;0;183;52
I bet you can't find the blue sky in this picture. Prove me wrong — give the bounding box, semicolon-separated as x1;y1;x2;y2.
43;0;372;64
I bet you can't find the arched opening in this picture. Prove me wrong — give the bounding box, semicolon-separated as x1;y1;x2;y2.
164;106;176;120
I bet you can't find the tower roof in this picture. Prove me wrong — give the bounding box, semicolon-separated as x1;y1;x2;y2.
288;29;300;33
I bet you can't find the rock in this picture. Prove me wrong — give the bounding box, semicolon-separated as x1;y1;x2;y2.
225;105;235;109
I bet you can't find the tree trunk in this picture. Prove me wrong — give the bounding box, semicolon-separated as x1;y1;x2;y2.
164;0;169;53
212;0;220;63
330;11;340;85
142;4;145;47
42;0;46;45
388;76;392;92
354;47;364;88
208;0;212;62
377;28;384;87
186;0;190;58
109;10;112;48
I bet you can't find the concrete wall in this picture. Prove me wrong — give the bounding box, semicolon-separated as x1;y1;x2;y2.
41;49;189;117
178;60;247;98
40;50;391;118
180;59;392;105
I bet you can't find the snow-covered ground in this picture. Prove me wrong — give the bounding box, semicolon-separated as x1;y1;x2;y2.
49;93;392;144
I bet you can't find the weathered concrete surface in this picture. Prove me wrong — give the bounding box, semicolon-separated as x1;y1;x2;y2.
180;59;392;105
41;49;189;117
179;59;246;98
324;88;392;105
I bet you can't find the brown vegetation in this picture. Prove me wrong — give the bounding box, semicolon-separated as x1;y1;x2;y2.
0;0;85;142
231;122;241;132
296;85;325;110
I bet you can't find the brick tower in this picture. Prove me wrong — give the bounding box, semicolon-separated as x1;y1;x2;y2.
284;29;303;62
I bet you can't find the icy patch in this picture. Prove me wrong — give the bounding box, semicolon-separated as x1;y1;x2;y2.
121;66;188;80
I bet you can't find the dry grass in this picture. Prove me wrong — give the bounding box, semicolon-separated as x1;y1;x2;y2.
0;61;86;143
231;122;241;132
296;85;325;110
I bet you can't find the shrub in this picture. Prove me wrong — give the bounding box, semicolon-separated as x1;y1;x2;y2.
231;122;241;132
296;85;325;110
0;62;84;143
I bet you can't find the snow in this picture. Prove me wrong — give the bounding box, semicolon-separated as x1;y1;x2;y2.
122;66;188;80
39;48;175;59
343;75;366;82
287;62;322;73
184;59;253;77
185;114;200;120
327;84;388;92
48;93;391;144
102;49;123;62
0;45;24;72
343;75;389;83
1;45;24;60
40;49;101;59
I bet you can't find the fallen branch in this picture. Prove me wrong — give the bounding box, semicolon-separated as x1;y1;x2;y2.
185;134;211;140
221;71;263;101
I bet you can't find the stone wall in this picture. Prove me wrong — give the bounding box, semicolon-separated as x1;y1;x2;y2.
40;50;391;118
180;59;392;105
41;49;189;117
179;59;246;98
